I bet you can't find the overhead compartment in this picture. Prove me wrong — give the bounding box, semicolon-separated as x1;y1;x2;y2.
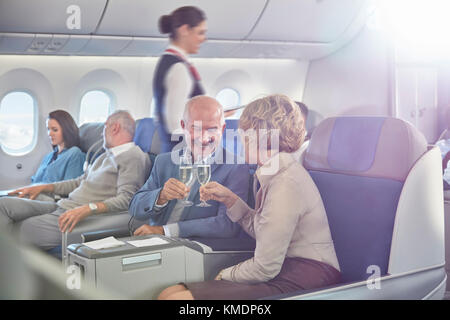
26;34;53;54
227;40;333;60
248;0;369;43
96;0;267;40
58;35;91;54
118;37;168;56
0;33;35;54
229;0;373;60
77;36;132;56
195;40;242;58
0;0;107;35
43;35;71;54
0;0;373;59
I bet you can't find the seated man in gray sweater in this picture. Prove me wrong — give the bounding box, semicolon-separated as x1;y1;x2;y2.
0;110;150;251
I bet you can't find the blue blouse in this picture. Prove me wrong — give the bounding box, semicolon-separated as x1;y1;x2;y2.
31;146;86;184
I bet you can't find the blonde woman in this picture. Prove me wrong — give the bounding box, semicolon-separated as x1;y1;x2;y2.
158;94;341;300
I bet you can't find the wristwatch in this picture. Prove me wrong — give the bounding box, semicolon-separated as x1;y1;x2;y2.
88;203;98;213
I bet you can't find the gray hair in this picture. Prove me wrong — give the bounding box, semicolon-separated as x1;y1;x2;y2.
107;110;136;137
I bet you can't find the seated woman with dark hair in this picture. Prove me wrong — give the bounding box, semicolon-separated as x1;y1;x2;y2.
158;94;341;300
31;110;85;184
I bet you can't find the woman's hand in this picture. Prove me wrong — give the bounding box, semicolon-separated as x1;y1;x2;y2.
199;181;238;209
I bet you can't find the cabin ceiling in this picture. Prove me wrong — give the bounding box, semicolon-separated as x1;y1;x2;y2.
0;0;373;59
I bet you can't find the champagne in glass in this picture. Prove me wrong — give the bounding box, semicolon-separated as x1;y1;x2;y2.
179;165;193;184
196;163;212;207
179;154;194;206
196;165;211;185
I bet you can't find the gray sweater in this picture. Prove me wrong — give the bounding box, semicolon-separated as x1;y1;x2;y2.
53;144;150;212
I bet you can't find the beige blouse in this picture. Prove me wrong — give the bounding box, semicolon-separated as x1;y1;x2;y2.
222;152;340;284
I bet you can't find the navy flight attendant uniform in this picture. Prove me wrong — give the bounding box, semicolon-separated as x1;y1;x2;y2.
153;47;205;153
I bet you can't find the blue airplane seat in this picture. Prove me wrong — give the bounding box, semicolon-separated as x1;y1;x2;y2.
134;118;157;153
222;119;243;158
222;119;257;209
134;118;160;172
303;116;428;283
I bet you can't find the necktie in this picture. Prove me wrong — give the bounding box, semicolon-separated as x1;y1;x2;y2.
165;48;201;81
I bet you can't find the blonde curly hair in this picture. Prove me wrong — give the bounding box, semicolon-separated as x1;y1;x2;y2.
239;94;305;153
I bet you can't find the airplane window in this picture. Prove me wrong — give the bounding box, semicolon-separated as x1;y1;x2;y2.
0;91;36;155
79;90;113;125
216;88;241;119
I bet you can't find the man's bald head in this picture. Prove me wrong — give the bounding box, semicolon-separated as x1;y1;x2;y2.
181;95;226;159
183;95;224;126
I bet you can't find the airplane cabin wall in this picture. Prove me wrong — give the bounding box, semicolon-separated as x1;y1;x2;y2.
197;58;308;104
303;26;393;128
0;55;308;189
438;68;450;136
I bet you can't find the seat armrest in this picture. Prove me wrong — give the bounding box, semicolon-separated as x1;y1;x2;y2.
188;236;256;252
81;227;131;243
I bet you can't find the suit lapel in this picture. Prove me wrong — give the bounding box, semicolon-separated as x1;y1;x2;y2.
165;158;181;221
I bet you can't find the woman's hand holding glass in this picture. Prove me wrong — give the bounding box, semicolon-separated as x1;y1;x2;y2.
199;181;239;210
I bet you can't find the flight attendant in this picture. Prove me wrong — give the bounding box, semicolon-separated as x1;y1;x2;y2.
153;6;207;152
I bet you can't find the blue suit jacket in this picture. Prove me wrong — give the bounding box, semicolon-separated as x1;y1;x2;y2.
128;149;250;238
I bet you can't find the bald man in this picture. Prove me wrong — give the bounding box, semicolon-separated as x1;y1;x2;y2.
129;96;250;239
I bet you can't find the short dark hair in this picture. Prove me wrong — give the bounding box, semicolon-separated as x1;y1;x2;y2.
48;110;80;149
295;101;309;120
159;6;206;40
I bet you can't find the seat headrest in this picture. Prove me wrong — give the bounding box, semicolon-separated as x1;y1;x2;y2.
304;117;427;181
225;119;239;130
222;119;241;156
79;122;104;153
134;118;160;154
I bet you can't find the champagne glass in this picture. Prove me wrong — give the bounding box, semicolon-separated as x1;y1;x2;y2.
178;153;194;206
195;157;212;207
